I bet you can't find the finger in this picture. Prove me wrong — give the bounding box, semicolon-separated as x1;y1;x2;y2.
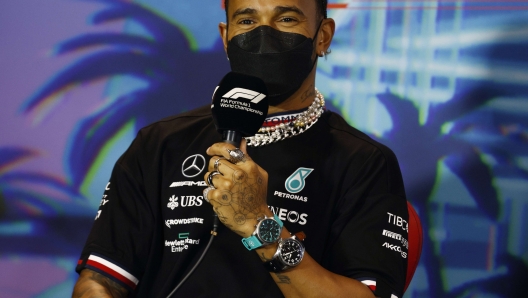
203;187;234;207
202;186;215;204
206;142;252;164
208;156;226;172
209;187;236;207
204;188;232;208
204;171;223;188
204;169;235;190
235;138;252;160
237;139;251;162
207;157;237;178
206;142;234;157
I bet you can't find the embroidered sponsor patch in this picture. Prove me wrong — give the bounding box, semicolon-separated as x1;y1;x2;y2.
273;190;308;202
269;205;308;225
165;217;204;228
182;154;206;178
167;195;203;210
170;181;207;187
165;233;201;253
285;167;313;193
387;212;408;232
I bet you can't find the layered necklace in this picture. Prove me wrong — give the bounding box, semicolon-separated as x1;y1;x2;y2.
245;88;326;147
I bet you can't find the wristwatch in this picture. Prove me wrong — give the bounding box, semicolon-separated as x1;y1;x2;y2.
241;214;284;250
264;231;306;272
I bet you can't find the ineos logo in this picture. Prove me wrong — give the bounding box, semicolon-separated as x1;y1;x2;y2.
182;154;206;178
269;205;308;225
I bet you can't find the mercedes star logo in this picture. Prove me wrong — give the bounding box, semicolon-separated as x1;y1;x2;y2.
182;154;206;178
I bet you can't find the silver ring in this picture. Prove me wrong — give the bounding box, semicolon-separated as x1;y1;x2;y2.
207;171;221;188
203;186;214;203
226;148;245;164
214;157;226;172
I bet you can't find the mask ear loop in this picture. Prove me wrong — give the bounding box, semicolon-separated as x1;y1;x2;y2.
312;19;324;42
309;20;325;70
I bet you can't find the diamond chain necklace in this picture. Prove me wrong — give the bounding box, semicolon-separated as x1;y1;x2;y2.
245;88;326;147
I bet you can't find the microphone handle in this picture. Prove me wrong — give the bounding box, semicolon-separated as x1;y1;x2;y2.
222;130;242;147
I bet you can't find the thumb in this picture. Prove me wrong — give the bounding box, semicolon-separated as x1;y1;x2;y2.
238;139;253;162
240;138;248;154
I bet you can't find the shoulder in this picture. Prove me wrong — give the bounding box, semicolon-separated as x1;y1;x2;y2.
117;105;215;167
138;105;213;140
320;110;398;164
131;105;215;147
319;110;404;195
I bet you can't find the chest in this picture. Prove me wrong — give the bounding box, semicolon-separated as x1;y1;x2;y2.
155;136;349;262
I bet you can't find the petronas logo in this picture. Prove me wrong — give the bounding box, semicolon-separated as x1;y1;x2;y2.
285;168;313;193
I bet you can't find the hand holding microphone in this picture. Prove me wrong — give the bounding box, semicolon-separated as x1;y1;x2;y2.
168;72;268;297
204;72;275;238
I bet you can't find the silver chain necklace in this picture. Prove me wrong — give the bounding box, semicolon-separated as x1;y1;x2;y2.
245;88;325;147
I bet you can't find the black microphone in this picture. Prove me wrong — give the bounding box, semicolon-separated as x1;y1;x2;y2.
211;72;269;146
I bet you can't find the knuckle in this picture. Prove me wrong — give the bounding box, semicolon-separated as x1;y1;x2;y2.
217;143;231;152
209;189;219;201
223;180;234;189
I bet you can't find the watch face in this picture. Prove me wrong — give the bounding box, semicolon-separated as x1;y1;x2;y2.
279;238;305;266
258;218;282;243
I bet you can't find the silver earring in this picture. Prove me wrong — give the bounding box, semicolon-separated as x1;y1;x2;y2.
320;51;325;57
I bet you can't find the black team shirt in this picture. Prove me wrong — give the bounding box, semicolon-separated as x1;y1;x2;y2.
76;105;409;298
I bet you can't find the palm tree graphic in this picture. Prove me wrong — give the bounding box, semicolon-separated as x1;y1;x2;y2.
20;0;229;191
373;87;528;297
0;146;87;256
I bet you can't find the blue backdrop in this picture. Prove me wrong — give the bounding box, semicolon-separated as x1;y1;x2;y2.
0;0;527;297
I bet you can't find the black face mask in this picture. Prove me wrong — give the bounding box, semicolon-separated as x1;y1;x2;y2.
227;24;321;105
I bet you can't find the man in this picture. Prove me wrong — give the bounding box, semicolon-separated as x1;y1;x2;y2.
73;0;409;297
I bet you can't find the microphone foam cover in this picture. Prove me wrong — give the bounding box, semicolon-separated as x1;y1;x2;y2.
211;72;268;137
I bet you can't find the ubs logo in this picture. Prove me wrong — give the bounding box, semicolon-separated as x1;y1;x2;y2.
182;154;206;178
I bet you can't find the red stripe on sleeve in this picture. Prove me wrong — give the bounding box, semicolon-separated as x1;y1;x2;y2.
86;260;137;290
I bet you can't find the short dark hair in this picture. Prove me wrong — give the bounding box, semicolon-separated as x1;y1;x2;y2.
224;0;328;20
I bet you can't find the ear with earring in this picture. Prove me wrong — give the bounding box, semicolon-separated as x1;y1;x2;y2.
318;40;323;57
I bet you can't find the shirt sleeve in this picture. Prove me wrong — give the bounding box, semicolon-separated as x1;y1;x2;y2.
322;145;409;298
76;136;155;292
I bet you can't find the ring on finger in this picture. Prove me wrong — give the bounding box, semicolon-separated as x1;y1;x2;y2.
203;186;215;203
207;171;221;188
214;157;226;172
226;148;245;164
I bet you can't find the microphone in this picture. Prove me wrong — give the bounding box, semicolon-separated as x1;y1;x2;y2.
211;72;268;146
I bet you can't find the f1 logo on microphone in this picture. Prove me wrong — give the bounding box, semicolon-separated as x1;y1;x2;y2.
223;88;267;104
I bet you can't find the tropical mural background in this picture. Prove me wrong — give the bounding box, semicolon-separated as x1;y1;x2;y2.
1;0;527;296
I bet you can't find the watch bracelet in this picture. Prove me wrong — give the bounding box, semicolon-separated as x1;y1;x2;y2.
241;214;284;250
264;231;306;272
